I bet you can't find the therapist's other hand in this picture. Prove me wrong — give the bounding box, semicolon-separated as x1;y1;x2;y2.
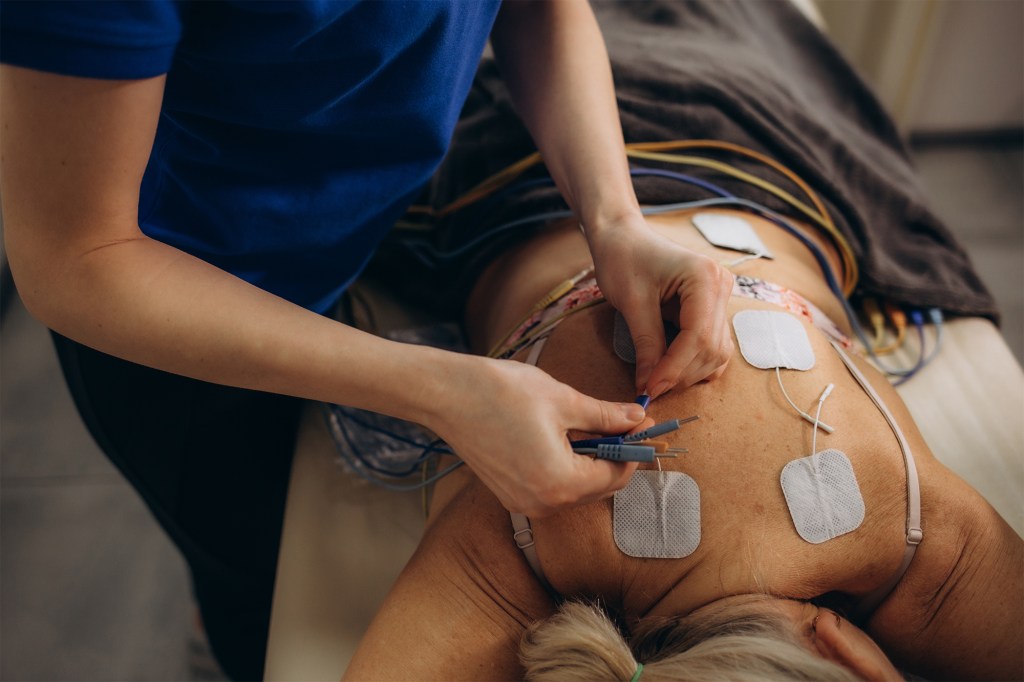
588;215;735;397
429;357;646;518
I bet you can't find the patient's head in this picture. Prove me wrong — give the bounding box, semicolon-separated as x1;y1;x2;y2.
520;595;902;681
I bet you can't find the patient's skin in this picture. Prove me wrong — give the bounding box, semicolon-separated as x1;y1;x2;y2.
344;209;1023;682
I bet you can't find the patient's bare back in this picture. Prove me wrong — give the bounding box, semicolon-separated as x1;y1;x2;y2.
446;210;1022;679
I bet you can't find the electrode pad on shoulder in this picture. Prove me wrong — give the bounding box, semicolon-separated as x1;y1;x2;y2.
733;310;815;370
781;448;865;544
614;470;700;558
692;212;773;258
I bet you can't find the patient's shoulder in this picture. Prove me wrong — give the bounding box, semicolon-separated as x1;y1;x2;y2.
424;478;556;624
868;473;1023;679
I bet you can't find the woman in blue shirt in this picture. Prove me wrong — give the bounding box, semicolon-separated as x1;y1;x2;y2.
0;1;734;677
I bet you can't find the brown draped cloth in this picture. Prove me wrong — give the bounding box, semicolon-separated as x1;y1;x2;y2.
370;0;996;324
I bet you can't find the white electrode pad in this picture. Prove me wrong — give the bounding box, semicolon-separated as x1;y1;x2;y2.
733;310;815;370
614;470;701;558
613;310;637;364
781;448;865;544
692;212;773;258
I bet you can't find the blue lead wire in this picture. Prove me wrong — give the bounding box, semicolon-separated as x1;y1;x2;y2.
628;167;736;198
402;169;733;266
569;435;624;449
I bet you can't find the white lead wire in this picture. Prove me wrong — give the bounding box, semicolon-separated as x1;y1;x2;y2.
811;383;835;457
775;366;835;434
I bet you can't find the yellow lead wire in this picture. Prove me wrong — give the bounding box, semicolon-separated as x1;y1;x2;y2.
626;139;835;231
403;139;858;295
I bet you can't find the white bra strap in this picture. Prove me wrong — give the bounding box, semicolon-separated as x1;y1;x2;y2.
524;334;550;367
510;511;556;596
830;340;923;619
509;335;558;596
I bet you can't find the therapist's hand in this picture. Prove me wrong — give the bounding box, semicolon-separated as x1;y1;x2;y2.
586;214;735;398
427;356;647;518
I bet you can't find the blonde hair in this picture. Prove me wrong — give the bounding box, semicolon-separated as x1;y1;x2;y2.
520;597;862;682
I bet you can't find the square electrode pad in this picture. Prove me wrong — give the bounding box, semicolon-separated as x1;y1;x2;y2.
614;470;700;558
781;448;865;544
692;212;773;257
733;310;815;370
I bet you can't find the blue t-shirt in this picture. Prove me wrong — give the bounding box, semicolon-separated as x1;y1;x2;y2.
1;0;501;312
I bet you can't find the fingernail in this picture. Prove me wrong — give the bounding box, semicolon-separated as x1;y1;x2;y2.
621;403;645;421
636;365;652;391
649;380;671;399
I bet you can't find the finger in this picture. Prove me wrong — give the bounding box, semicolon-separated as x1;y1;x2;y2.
620;302;667;394
672;305;733;387
571;456;638;504
648;266;733;395
646;318;710;397
680;275;734;385
677;281;734;387
570;393;646;436
670;339;729;389
705;351;731;381
524;444;638;518
627;415;657;435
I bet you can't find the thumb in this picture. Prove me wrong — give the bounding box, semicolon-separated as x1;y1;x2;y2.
621;304;667;393
572;394;646;436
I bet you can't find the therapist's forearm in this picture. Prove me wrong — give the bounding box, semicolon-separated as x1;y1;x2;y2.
17;233;462;425
490;0;641;233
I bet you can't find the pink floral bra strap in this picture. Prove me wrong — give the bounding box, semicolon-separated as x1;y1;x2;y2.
733;275;851;347
496;274;604;360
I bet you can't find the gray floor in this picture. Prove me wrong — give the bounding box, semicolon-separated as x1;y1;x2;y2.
1;140;1022;682
1;298;197;681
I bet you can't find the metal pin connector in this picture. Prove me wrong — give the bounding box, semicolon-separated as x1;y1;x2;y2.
623;415;699;443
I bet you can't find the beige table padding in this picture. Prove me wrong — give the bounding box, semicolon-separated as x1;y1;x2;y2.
887;318;1023;534
264;405;423;682
265;317;1023;681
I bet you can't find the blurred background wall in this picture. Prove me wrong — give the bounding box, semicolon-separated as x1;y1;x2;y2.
817;0;1023;136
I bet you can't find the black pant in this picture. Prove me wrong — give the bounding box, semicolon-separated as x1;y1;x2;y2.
52;333;304;681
